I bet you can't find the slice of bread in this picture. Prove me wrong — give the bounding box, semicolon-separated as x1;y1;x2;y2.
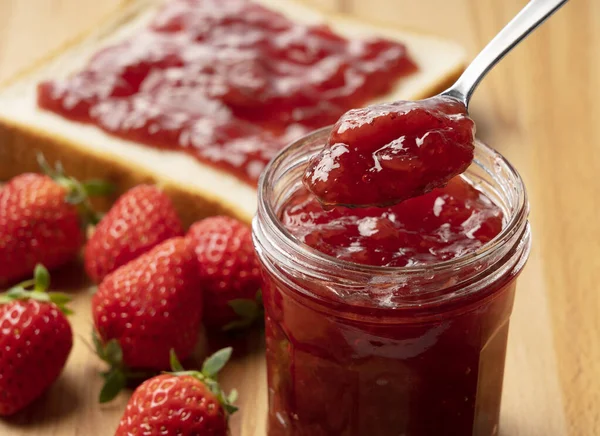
0;0;466;225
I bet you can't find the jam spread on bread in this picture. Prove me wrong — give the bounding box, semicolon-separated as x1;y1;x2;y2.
303;96;475;207
37;0;416;184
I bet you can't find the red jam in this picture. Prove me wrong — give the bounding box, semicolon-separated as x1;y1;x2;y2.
303;96;475;207
261;175;520;435
264;276;516;436
284;176;503;267
37;0;417;184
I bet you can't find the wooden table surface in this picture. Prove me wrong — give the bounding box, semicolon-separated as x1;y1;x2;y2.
0;0;598;435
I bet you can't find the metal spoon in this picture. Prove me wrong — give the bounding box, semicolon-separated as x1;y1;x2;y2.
442;0;569;108
302;0;570;208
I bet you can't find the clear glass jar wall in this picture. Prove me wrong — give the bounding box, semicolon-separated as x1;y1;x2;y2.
253;128;531;436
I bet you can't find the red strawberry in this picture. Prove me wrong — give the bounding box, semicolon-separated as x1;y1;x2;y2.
116;348;237;436
0;157;111;287
187;216;262;330
84;184;184;283
92;237;203;402
0;265;73;416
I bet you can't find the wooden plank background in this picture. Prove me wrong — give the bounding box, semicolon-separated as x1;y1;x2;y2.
0;0;599;435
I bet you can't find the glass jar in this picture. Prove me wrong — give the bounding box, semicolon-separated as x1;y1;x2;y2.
252;128;531;436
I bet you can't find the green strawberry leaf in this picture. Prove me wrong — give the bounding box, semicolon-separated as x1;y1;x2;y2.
48;292;72;305
172;370;203;378
202;378;220;394
99;368;126;403
93;333;160;403
92;334;124;367
54;160;65;177
33;264;50;292
104;339;123;367
25;292;52;304
36;153;56;178
81;179;115;197
229;299;259;319
166;348;238;416
92;331;105;361
92;333;158;403
48;295;73;315
4;287;30;300
224;403;239;415
0;266;73;314
64;187;86;205
224;290;264;332
169;349;185;372
36;152;112;227
202;347;233;378
228;389;239;404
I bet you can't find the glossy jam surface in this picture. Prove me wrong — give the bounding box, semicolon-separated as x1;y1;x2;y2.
284;176;503;267
37;0;417;184
303;96;475;206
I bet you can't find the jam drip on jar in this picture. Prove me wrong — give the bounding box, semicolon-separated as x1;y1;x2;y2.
282;176;503;267
37;0;417;185
303;96;475;206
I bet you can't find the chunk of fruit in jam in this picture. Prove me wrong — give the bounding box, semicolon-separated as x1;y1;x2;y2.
303;96;475;207
282;176;503;267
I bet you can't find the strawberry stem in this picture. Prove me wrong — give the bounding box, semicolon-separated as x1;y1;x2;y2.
34;263;50;291
93;333;157;403
37;153;115;227
93;339;238;411
0;264;73;314
168;348;238;415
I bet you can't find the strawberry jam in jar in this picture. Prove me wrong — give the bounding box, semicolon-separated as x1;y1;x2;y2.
253;128;531;436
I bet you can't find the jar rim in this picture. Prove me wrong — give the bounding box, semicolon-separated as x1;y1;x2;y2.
256;126;529;280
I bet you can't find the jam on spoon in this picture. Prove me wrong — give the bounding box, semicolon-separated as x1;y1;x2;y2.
303;95;475;207
305;0;569;209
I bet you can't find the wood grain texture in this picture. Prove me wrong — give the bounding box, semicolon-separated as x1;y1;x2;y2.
0;0;127;83
0;0;598;435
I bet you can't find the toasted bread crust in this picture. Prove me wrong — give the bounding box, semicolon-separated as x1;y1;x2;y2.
0;118;248;226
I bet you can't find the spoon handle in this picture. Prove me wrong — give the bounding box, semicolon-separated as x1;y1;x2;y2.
443;0;569;106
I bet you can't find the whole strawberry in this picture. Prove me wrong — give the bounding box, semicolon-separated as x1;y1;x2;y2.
187;216;262;330
0;157;111;287
0;265;73;416
84;184;184;283
116;348;237;436
92;237;203;401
